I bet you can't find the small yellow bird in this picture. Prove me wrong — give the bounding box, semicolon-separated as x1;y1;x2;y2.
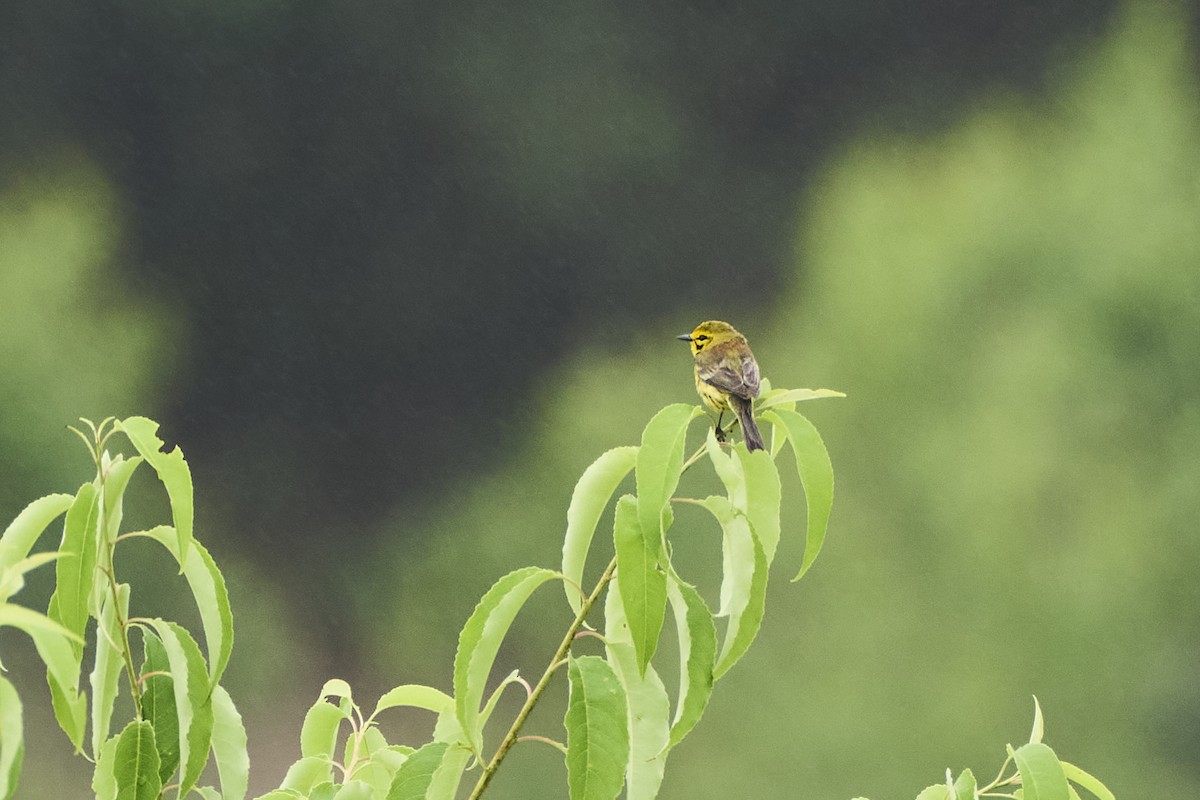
677;320;765;451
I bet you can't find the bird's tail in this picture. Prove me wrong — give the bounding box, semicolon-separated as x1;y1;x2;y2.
730;395;765;452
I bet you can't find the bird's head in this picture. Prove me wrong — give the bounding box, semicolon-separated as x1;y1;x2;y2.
676;320;741;356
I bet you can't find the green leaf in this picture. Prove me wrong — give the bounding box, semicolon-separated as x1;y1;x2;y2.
603;585;669;800
141;525;235;685
118;417;195;568
756;387;846;412
735;446;783;564
254;790;305;800
563;446;638;615
211;685;249;800
330;781;374;799
278;756;332;793
0;552;65;606
1060;761;1116;800
762;409;835;581
344;727;401;797
112;720;162;800
564;656;628;800
52;482;101;650
665;575;716;748
613;495;666;675
301;697;350;761
914;786;950;800
101;455;143;542
0;493;73;579
93;733;119;800
693;497;769;679
0;602;85;750
952;768;977;800
635;404;701;558
385;741;449;800
1011;742;1071;800
705;428;745;507
426;745;471;800
453;566;560;756
697;496;747;618
0;676;23;800
372;685;453;719
140;631;180;784
90;583;130;759
143;619;214;797
1030;695;1045;744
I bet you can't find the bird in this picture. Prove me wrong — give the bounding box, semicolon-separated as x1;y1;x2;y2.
677;320;765;452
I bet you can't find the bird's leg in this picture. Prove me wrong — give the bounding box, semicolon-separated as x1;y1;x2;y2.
714;410;728;443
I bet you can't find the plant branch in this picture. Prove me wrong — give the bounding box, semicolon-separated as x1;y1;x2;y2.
467;554;619;799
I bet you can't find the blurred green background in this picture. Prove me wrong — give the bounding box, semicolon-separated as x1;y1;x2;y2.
2;1;1197;797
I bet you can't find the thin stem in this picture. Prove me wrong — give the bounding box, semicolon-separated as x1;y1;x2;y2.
467;554;618;800
516;735;569;756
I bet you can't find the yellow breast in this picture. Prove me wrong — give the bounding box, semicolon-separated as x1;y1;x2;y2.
694;371;729;412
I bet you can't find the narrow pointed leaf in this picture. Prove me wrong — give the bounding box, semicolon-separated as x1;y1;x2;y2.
372;685;452;719
93;733;119;800
704;430;745;508
762;409;835;580
52;482;100;649
665;575;716;747
1060;761;1115;800
279;756;332;793
1029;695;1045;744
693;498;769;678
0;493;73;577
426;745;471;800
0;552;65;603
0;602;84;750
603;588;669;800
211;685;249;800
344;727;403;797
143;619;214;797
563;446;638;615
385;741;449;800
453;566;559;756
734;446;782;564
101;455;143;541
698;495;752;618
613;495;666;674
118;417;194;567
142;525;234;685
331;781;374;800
756;387;846;411
565;656;628;800
0;676;23;800
1011;742;1070;800
635;404;701;558
112;720;162;800
140;631;180;784
952;768;977;800
90;583;130;759
300;698;349;760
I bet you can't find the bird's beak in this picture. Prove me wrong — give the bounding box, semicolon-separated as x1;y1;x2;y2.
676;334;693;342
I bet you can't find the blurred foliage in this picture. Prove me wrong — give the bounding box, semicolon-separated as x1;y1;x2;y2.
0;0;1116;567
353;3;1199;798
0;159;172;514
3;0;1198;797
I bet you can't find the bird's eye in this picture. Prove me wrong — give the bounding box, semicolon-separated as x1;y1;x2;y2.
696;335;709;341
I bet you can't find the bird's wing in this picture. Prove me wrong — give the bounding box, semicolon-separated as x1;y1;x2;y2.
698;352;759;400
739;351;761;396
